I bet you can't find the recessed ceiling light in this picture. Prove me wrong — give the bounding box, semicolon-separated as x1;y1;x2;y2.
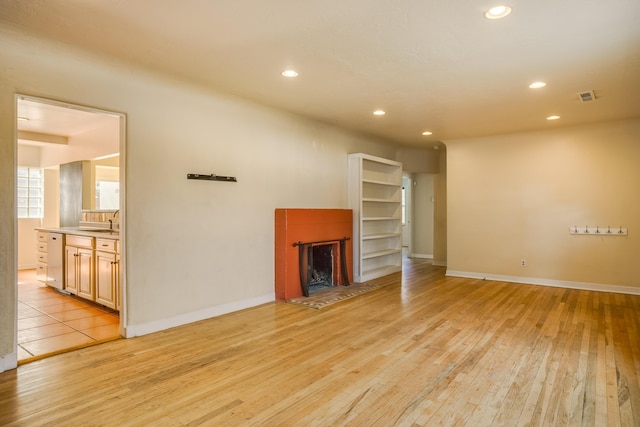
17;117;29;121
281;70;298;78
529;81;546;89
373;110;386;116
547;115;560;121
485;5;512;19
422;131;433;136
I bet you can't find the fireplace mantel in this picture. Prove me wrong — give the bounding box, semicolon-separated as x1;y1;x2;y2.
275;209;353;301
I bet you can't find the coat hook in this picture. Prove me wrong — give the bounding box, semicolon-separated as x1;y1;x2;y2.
607;225;611;234
584;225;589;233
595;226;600;234
619;225;623;234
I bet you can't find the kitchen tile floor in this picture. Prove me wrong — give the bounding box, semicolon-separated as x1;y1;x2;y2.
17;269;120;363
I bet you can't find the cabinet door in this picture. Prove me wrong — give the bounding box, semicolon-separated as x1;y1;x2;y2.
95;250;116;309
64;246;78;295
115;253;121;312
76;247;94;300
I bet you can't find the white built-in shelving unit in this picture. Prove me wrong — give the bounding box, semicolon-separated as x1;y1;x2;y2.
348;153;403;282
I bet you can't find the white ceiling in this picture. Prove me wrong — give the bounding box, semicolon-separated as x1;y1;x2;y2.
17;98;116;139
2;0;640;147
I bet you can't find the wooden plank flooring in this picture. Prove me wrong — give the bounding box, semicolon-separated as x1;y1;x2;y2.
1;257;639;426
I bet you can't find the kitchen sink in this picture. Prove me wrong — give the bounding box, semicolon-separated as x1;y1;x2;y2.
77;228;119;235
78;220;119;233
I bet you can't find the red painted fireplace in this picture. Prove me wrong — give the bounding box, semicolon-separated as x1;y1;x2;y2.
275;209;353;301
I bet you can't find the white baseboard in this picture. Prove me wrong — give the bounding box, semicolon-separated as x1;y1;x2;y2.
432;260;447;267
411;253;433;259
124;293;275;338
0;352;18;373
445;270;640;296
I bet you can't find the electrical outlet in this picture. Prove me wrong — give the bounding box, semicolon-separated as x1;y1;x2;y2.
521;259;526;267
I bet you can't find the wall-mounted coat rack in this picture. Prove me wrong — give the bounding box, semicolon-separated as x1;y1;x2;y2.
187;173;237;182
570;225;628;236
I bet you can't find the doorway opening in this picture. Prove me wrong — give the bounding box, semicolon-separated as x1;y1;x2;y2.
402;174;412;256
15;94;126;364
402;172;436;260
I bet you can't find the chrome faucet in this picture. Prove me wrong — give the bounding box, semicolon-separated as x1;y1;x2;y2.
110;210;120;230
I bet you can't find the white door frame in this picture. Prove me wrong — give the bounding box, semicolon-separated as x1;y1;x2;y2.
402;173;412;256
14;94;128;345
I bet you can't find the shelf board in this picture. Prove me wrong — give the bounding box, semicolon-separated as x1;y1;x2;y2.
362;178;400;187
362;198;400;203
363;217;401;221
360;265;401;282
362;233;401;240
362;249;402;259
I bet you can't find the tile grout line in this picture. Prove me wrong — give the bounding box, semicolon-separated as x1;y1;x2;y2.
17;271;121;362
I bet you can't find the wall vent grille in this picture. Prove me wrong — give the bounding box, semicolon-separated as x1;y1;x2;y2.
578;90;596;102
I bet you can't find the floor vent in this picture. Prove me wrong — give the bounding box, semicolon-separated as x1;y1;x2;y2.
578;90;596;102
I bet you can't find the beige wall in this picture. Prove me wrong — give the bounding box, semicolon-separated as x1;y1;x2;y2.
17;219;41;269
445;119;640;289
0;27;414;369
396;148;440;174
42;168;59;228
433;151;447;266
397;148;444;260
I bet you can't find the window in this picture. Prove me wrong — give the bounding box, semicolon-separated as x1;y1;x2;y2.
17;167;44;218
96;181;120;209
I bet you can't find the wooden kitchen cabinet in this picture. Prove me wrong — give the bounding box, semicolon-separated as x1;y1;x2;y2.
64;245;78;295
36;230;64;290
95;238;119;310
65;235;94;299
76;248;94;300
116;241;121;311
36;231;48;283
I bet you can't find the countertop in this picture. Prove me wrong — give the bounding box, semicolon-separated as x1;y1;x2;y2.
36;227;120;240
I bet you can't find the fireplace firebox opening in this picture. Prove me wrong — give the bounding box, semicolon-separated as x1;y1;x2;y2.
309;244;334;294
294;237;350;297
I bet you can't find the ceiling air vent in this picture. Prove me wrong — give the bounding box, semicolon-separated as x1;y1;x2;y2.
578;90;596;102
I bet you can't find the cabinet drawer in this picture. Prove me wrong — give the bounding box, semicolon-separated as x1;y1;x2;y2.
37;231;48;242
96;238;116;252
37;252;48;263
66;235;94;248
37;242;47;253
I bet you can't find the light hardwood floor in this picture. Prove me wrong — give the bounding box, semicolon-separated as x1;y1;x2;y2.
1;258;639;426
